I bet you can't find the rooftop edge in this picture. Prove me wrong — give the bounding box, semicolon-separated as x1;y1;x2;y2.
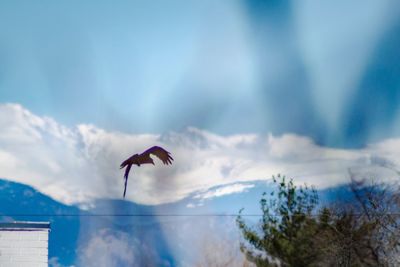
0;221;50;230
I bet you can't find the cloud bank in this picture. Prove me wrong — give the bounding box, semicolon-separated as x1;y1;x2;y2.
0;103;399;205
78;229;137;267
194;183;255;200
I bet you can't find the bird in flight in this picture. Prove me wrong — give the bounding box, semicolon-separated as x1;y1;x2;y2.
120;146;173;197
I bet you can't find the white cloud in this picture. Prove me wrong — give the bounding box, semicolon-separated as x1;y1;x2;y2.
0;103;399;205
78;229;136;267
194;183;255;200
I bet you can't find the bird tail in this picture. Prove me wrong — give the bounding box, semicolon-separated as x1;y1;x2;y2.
123;164;132;198
123;177;128;198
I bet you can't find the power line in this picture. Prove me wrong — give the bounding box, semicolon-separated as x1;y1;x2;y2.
2;214;260;217
2;213;400;217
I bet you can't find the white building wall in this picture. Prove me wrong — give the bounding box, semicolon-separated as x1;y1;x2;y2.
0;227;49;267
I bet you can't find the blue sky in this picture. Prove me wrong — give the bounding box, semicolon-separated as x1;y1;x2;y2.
1;0;399;148
1;1;400;266
0;0;399;205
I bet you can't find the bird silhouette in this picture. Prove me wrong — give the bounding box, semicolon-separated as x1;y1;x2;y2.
120;146;173;197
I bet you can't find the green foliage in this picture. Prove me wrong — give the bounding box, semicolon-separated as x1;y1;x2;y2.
237;175;400;267
237;175;320;267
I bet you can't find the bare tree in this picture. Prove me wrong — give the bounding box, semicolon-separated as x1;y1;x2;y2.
236;174;400;267
319;176;400;266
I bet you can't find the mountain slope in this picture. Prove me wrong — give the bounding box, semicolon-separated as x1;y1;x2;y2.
0;178;356;266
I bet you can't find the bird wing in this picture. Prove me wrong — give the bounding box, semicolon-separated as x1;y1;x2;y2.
142;146;173;165
123;164;132;198
120;158;130;169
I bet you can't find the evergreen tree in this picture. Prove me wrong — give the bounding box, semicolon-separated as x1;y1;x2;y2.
237;175;320;267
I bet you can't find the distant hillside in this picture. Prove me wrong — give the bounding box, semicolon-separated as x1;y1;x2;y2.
0;178;356;266
0;179;80;266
